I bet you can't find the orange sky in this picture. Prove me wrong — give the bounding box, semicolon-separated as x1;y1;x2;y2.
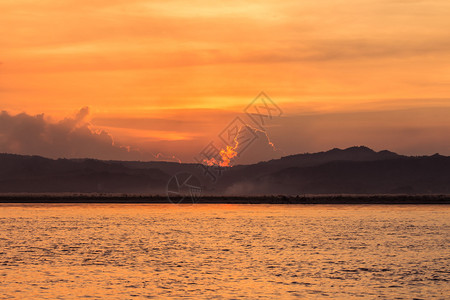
1;0;449;162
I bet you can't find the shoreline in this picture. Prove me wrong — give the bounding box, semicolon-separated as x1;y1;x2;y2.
0;195;449;204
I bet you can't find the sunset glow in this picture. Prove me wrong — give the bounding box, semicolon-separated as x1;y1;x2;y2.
1;0;449;163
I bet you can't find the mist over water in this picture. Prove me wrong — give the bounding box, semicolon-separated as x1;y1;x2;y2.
0;204;448;299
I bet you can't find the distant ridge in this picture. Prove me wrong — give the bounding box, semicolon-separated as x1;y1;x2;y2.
0;147;449;195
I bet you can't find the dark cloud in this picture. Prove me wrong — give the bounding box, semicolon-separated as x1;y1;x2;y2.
0;107;146;160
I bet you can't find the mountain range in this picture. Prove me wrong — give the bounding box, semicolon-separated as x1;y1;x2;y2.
0;146;449;195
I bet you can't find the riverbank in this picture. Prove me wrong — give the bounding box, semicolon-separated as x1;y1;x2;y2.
0;194;449;204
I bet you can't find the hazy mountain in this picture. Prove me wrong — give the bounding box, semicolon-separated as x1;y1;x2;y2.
0;147;448;195
220;154;449;195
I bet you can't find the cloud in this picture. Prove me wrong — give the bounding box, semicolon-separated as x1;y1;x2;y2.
0;107;147;160
202;121;284;166
233;126;284;165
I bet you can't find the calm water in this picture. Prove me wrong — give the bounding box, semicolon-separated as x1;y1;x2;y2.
0;204;449;299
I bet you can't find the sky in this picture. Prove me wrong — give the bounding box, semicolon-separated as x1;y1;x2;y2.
0;0;449;164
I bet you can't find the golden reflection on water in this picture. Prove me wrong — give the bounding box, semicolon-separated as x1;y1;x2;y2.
0;204;449;299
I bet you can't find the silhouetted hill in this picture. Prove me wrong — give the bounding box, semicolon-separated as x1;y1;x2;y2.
219;146;402;188
0;153;170;193
0;147;449;195
226;155;450;195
